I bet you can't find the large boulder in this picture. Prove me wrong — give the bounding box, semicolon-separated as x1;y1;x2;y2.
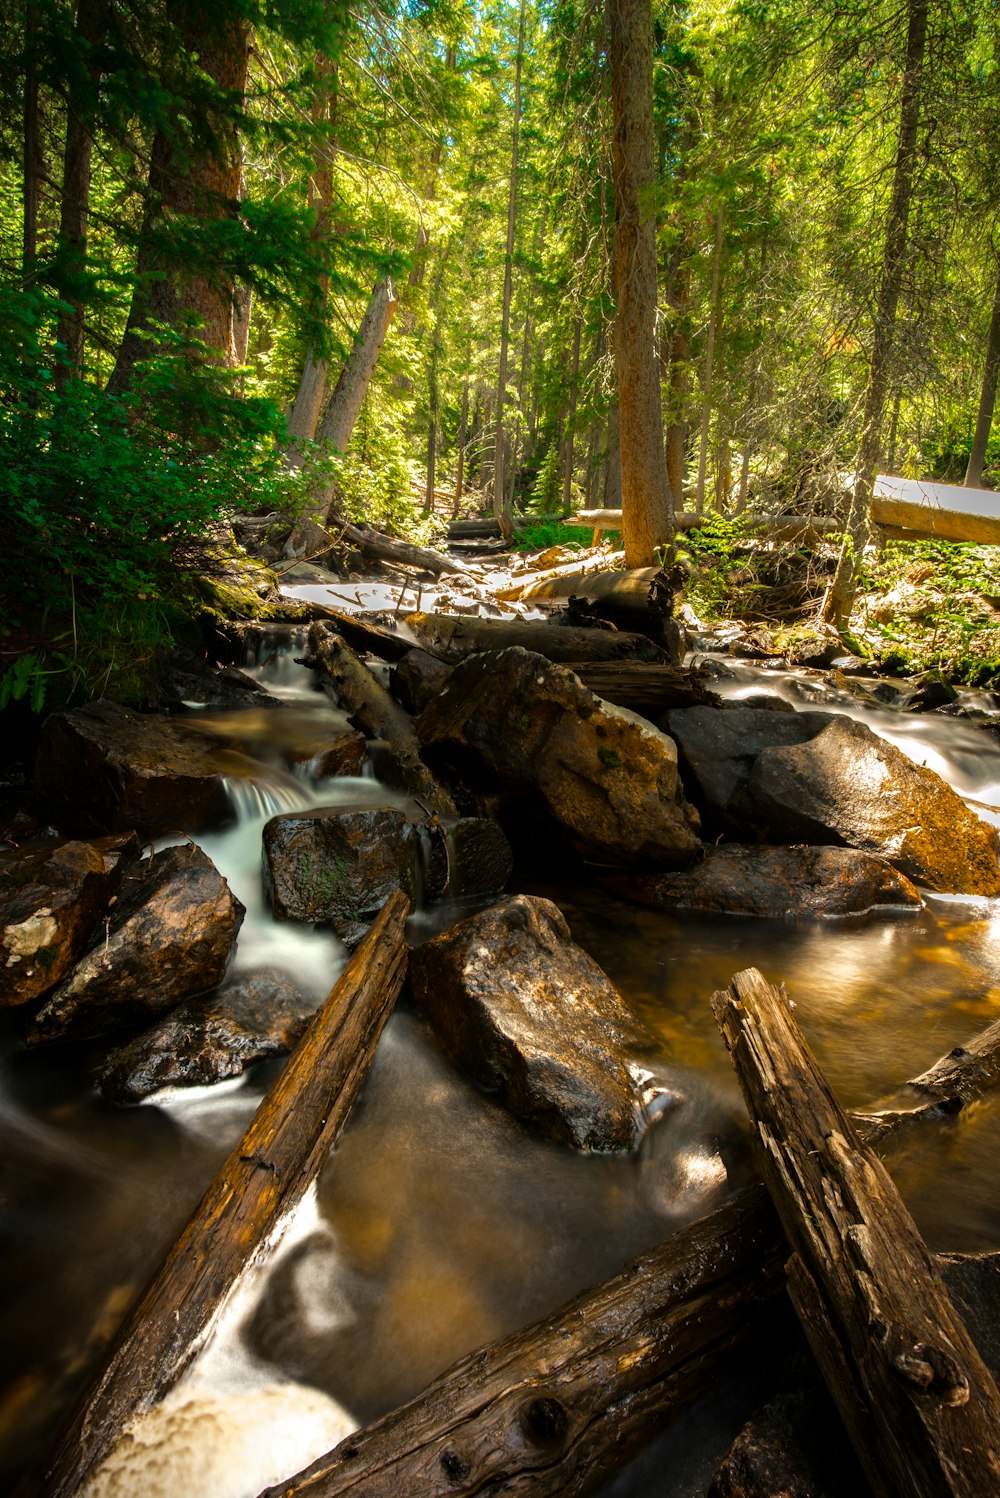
417;648;700;867
665;706;1000;896
263;802;418;944
0;835;136;1007
26;844;244;1043
603;844;922;920
97;967;315;1103
34;701;236;837
408;894;662;1152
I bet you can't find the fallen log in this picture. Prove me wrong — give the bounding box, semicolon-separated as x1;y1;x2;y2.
341;522;471;578
569;661;724;713
492;552;626;601
29;892;411;1498
511;565;660;606
564;510;839;547
303;603;423;663
713;967;1000;1498
307;624;456;814
403;612;669;665
259;1184;788;1498
854;1015;1000;1143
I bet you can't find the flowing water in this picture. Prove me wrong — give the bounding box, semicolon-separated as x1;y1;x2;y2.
3;633;1000;1495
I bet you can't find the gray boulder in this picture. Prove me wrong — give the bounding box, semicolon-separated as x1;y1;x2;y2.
97;967;315;1103
603;844;922;920
417;648;701;867
27;843;244;1042
408;894;663;1152
0;834;136;1007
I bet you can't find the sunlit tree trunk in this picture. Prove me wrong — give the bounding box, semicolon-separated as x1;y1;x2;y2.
824;0;927;626
286;57;338;454
107;8;250;393
695;202;725;514
22;0;41;278
452;377;469;518
493;0;526;540
561;313;583;514
54;0;105;381
964;258;1000;488
286;276;398;557
608;0;674;566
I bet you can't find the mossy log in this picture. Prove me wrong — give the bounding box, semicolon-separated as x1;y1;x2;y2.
26;893;410;1498
713;967;1000;1498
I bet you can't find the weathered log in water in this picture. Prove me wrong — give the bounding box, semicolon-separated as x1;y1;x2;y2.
513;565;669;608
26;893;410;1498
570;660;723;713
341;522;471;578
306;624;455;814
258;1184;788;1498
713;966;1000;1498
405;611;669;664
302;603;420;663
854;1016;1000;1144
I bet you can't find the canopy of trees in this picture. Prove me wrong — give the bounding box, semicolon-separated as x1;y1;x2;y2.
2;0;999;619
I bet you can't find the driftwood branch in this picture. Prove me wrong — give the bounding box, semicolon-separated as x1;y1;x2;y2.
28;892;411;1498
341;522;471;578
713;966;1000;1498
306;623;456;814
854;1016;1000;1144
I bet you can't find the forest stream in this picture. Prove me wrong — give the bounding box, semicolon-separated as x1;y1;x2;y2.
3;618;1000;1496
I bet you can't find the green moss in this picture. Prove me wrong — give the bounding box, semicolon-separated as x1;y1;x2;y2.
598;747;621;770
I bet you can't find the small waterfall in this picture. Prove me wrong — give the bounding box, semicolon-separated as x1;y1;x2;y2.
222;772;314;823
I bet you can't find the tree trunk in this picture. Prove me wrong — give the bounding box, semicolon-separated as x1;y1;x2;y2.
286;276;398;557
603;401;622;511
694;202;725;515
823;0;928;626
493;0;527;541
608;0;674;565
28;895;410;1498
452;378;469;518
713;967;1000;1498
561;314;583;514
964;257;1000;488
53;0;105;380
22;0;42;277
286;57;338;454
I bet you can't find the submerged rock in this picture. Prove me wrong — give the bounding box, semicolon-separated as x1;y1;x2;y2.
98;967;315;1103
0;835;136;1007
423;816;514;901
604;844;923;920
409;894;661;1152
34;701;236;838
27;844;243;1043
417;648;701;867
263;802;417;944
666;705;1000;895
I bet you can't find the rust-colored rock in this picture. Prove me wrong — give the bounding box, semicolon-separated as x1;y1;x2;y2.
97;967;316;1103
0;835;136;1007
409;894;664;1151
26;844;243;1043
604;844;922;920
34;701;235;838
416;648;700;867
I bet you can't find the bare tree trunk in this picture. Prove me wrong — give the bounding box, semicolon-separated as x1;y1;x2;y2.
452;378;469;518
824;0;927;626
604;401;622;511
22;0;41;277
286;58;338;454
107;8;250;393
493;0;526;541
286;276;398;557
964;257;1000;488
54;0;104;381
561;314;583;514
608;0;674;566
694;202;724;515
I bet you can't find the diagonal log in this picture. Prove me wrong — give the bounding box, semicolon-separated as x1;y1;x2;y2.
854;1016;1000;1144
713;967;1000;1498
26;891;411;1498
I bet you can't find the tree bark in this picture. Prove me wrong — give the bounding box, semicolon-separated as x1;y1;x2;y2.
286;57;338;454
53;0;105;380
964;257;1000;488
27;894;410;1498
694;202;725;515
823;0;928;626
561;314;583;514
22;0;42;278
285;277;399;557
493;0;527;541
608;0;674;565
713;967;1000;1498
452;378;469;517
107;7;250;394
403;612;669;665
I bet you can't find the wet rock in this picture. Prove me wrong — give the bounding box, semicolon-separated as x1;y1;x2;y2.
424;817;513;901
26;844;243;1043
263;802;417;943
746;716;1000;895
391;649;454;715
417;648;701;868
666;705;1000;895
34;701;236;838
150;657;285;712
284;724;367;780
97;967;315;1103
408;894;659;1151
707;1387;854;1498
603;844;923;920
0;835;137;1007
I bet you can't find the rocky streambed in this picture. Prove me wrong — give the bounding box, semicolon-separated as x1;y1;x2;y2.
3;601;1000;1496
